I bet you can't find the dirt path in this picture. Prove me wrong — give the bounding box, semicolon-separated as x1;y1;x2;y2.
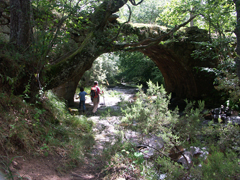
3;85;240;180
3;86;137;180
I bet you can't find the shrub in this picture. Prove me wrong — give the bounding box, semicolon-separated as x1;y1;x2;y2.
201;148;240;180
117;81;240;179
121;81;179;144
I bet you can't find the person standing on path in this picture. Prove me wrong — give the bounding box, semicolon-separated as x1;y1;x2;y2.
91;81;103;114
78;87;88;113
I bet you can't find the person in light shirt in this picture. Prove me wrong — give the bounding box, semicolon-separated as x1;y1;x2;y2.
90;81;103;114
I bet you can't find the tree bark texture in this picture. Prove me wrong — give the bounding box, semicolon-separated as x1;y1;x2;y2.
234;0;240;79
140;42;217;101
43;0;128;90
10;0;19;43
10;0;31;48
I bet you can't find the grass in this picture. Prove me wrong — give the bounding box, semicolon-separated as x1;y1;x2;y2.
0;90;95;177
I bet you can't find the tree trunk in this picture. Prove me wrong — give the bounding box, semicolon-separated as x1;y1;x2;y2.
10;0;31;48
234;0;240;79
10;0;19;43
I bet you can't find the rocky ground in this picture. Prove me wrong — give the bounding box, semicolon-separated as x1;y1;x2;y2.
1;85;240;180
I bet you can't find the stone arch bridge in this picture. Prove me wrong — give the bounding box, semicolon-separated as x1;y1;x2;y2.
53;25;219;107
0;2;219;107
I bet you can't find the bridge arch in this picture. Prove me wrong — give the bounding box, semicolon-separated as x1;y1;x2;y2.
53;27;219;106
140;43;217;100
0;1;222;108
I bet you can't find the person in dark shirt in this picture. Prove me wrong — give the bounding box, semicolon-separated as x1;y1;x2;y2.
78;87;88;112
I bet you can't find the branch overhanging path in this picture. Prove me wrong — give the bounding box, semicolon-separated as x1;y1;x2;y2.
43;0;198;90
111;15;198;52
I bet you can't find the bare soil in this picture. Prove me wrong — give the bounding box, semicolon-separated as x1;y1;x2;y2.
4;152;105;180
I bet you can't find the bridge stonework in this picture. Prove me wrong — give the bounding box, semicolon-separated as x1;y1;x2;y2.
140;27;218;103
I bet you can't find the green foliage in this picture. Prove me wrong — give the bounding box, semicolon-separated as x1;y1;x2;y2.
156;156;186;179
189;31;238;110
0;0;100;97
0;90;94;175
215;71;240;110
157;0;195;27
114;81;240;179
201;148;240;180
199;0;235;36
46;91;93;134
217;123;240;151
0;156;22;180
79;51;164;87
119;0;167;24
174;100;205;144
102;141;146;180
79;53;120;87
158;0;235;35
122;81;178;137
106;90;122;97
191;37;235;63
1;0;240;178
117;51;164;86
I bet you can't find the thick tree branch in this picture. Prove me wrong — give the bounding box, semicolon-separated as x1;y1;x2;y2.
129;0;144;6
52;0;130;64
50;0;145;65
43;16;69;60
111;14;198;52
43;0;82;61
48;31;93;67
110;4;132;43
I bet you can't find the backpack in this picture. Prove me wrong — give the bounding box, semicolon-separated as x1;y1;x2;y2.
91;87;98;101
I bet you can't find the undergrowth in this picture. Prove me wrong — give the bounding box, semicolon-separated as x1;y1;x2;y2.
0;90;94;178
101;81;240;180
